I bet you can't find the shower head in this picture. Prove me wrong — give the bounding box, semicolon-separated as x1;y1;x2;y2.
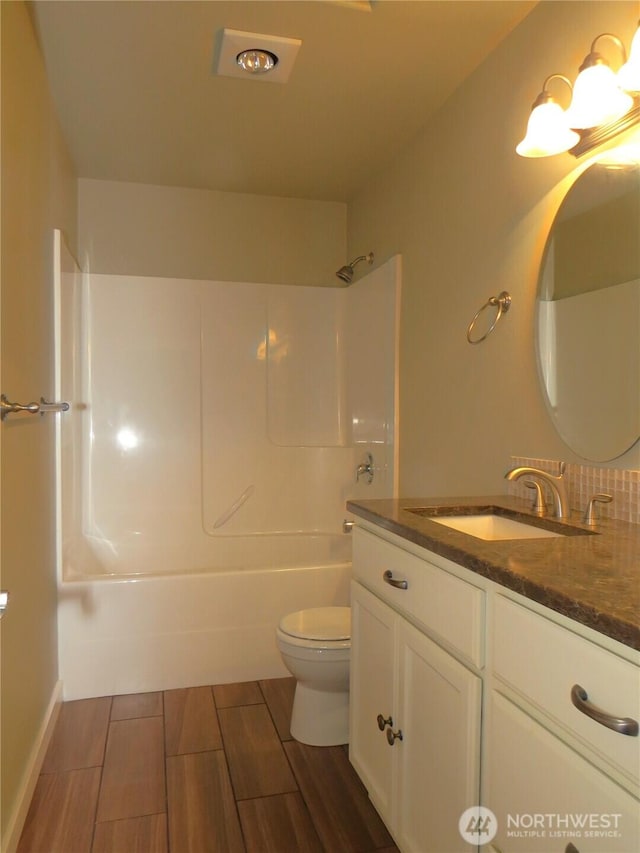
335;252;374;284
335;266;354;284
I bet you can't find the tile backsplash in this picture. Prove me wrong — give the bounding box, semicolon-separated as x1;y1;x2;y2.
506;456;640;524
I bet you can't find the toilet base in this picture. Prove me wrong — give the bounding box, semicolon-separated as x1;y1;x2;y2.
290;682;349;746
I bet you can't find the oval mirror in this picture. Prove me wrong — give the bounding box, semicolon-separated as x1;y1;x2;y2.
536;161;640;461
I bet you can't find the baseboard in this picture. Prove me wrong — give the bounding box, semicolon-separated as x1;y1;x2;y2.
2;680;63;853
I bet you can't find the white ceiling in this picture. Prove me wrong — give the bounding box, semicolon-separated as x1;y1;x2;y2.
30;0;536;202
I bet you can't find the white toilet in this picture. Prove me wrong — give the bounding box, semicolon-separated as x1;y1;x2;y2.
276;606;351;746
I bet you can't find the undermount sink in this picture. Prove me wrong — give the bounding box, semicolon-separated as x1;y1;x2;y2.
405;505;597;541
403;506;582;541
426;514;564;541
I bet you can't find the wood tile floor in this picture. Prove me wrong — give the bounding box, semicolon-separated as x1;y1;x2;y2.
18;678;399;853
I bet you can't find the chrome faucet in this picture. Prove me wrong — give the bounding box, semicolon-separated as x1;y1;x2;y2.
505;462;569;519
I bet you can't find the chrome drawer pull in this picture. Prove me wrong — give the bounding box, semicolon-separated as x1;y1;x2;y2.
571;684;639;736
383;569;408;590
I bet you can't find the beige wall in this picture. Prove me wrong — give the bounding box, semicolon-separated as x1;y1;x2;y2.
0;0;77;843
78;178;347;286
347;0;640;496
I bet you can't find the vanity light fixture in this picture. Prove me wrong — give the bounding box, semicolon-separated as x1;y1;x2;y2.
516;20;640;158
516;75;580;158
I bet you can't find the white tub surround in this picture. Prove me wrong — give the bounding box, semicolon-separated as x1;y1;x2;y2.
53;233;399;697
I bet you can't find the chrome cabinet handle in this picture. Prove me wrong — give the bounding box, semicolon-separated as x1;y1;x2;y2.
383;570;408;590
571;684;639;736
377;714;392;731
386;727;403;745
0;591;8;619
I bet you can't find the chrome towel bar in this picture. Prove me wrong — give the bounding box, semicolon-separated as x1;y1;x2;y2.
1;394;70;420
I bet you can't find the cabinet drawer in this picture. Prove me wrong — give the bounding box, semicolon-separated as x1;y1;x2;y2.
493;594;640;784
353;526;484;666
487;691;640;853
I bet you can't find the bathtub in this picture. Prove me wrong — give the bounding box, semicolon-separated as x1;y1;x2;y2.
57;534;352;701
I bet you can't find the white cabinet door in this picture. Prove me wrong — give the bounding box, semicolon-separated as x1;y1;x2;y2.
395;618;482;853
350;580;482;853
487;691;640;853
349;580;396;826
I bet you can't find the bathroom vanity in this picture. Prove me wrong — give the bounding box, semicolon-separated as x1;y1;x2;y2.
346;496;640;853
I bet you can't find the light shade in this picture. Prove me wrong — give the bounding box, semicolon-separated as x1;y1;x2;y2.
618;22;640;93
565;63;633;128
516;100;580;157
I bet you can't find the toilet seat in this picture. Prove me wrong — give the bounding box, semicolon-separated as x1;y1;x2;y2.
278;606;350;641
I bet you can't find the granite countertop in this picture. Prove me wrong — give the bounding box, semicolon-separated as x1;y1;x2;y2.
346;495;640;652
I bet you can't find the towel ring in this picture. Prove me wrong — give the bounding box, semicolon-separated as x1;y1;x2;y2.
466;291;511;345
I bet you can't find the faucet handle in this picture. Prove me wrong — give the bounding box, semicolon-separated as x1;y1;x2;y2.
582;493;612;526
356;452;374;484
523;479;547;516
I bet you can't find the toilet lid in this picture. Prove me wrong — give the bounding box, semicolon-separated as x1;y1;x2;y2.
279;606;351;641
